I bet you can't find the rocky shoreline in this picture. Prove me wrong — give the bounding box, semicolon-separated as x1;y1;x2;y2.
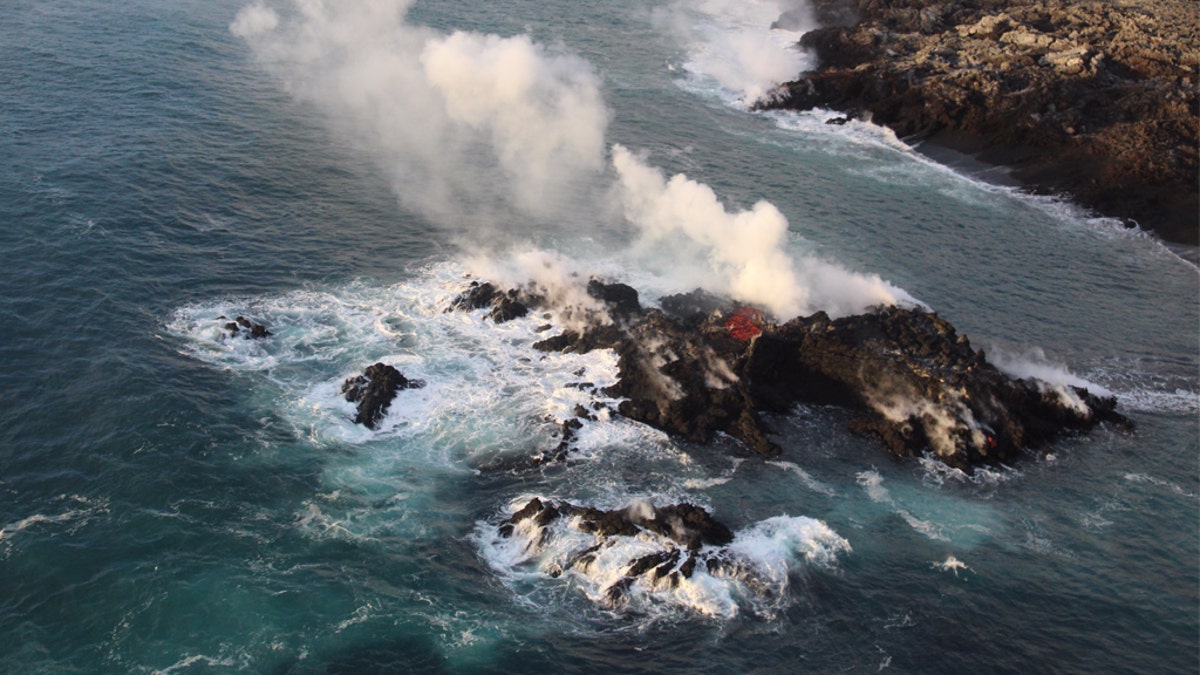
758;0;1198;247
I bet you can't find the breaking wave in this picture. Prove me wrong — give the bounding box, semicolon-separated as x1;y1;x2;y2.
473;495;850;621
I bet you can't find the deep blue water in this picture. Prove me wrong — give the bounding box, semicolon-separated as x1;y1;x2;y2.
1;1;1197;673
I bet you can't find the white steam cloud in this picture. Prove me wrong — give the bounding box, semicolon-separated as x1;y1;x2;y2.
612;145;915;319
233;1;915;321
421;32;608;216
988;346;1110;414
231;0;608;232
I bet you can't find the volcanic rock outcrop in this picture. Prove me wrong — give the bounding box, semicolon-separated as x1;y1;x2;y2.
220;315;273;340
451;279;1130;471
757;0;1199;245
342;362;425;430
496;497;738;605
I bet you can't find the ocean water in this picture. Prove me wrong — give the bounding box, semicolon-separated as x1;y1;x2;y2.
1;1;1196;672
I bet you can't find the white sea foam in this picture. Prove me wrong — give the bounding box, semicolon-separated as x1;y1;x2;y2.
932;555;972;577
656;0;813;105
152;654;241;675
166;260;631;460
0;495;110;556
728;514;851;568
854;470;1001;544
917;455;1021;487
764;109;919;157
682;458;745;490
766;460;837;497
1079;358;1199;415
475;496;849;622
1123;473;1197;499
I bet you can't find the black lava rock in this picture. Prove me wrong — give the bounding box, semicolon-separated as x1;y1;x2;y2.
342;362;425;430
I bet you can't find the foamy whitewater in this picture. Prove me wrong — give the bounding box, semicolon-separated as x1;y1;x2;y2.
0;0;1195;672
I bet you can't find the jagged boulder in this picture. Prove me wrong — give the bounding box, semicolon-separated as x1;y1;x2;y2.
659;288;737;325
587;279;642;318
449;281;532;323
221;315;273;339
342;362;425;430
607;310;781;457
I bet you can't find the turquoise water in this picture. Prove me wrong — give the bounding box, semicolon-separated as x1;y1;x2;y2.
1;1;1196;672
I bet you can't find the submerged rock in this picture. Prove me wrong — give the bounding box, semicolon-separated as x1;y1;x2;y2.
342;362;425;430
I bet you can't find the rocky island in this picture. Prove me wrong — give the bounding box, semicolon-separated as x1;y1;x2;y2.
759;0;1198;247
437;277;1129;473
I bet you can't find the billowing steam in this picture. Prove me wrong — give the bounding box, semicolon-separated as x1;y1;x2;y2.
232;1;916;322
612;145;916;319
231;0;608;232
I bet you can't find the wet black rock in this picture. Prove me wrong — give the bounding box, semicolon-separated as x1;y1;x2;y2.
659;288;737;325
222;315;273;339
586;279;642;318
744;307;1131;469
449;281;531;323
341;362;425;430
501;498;733;551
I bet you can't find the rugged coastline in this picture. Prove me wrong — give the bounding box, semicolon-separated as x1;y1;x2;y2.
432;277;1127;473
759;0;1198;247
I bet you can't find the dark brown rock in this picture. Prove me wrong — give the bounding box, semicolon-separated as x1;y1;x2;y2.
757;0;1199;246
496;497;739;602
449;281;533;323
587;279;642;318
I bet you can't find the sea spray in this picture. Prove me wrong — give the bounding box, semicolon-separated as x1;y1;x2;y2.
165;262;625;462
475;495;850;621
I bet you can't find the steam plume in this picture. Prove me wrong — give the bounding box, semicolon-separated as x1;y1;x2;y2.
612;145;915;319
233;1;917;321
231;0;608;233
